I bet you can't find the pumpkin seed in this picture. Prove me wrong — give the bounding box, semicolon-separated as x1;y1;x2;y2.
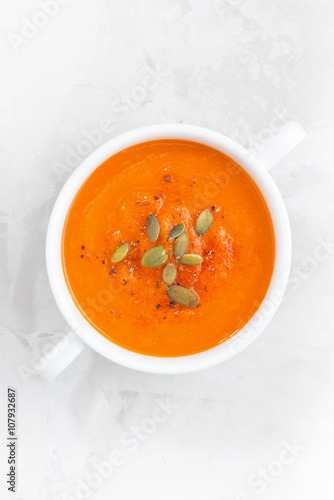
142;246;168;267
111;243;129;263
166;285;198;307
179;254;203;266
146;214;160;242
195;209;214;236
163;263;177;285
173;232;189;259
167;223;185;240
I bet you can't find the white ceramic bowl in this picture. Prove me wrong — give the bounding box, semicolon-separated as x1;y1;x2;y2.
45;123;304;377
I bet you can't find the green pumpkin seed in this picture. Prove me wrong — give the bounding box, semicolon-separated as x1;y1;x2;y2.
173;232;189;259
166;285;198;307
146;214;160;242
167;223;185;240
111;243;129;263
163;263;177;285
179;254;203;266
195;209;214;236
142;246;168;267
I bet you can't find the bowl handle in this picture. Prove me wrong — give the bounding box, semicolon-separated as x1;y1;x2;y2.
254;121;305;170
37;330;85;381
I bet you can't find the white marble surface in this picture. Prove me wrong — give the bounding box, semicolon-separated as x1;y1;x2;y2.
1;0;334;499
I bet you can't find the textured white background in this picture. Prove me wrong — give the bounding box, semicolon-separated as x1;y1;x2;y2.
1;0;334;499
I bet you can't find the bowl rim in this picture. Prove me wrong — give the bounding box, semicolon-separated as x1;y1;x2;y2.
46;124;291;374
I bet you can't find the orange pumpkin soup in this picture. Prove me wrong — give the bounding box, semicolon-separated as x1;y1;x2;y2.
62;140;275;356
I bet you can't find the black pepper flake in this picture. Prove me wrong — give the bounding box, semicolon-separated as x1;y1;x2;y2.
109;269;117;275
204;286;208;292
211;205;215;211
111;310;114;314
81;245;85;249
225;265;230;270
130;292;134;296
164;174;173;182
154;196;159;200
80;255;84;258
102;260;106;264
163;317;166;320
123;280;128;285
169;302;175;309
156;304;161;310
